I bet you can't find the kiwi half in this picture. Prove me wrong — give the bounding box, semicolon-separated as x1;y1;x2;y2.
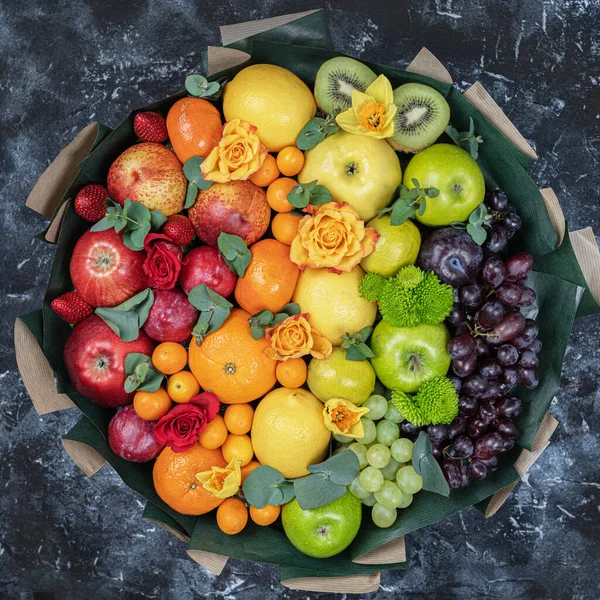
314;57;377;115
388;83;450;153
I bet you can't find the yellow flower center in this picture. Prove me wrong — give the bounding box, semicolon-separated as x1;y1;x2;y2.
359;102;388;131
210;471;227;491
330;404;360;432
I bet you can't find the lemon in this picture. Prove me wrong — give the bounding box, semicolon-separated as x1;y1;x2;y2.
307;348;376;406
222;64;317;152
360;215;421;277
251;388;330;478
292;266;377;346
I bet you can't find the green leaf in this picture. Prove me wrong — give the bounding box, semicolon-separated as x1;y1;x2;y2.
340;327;374;361
123;352;164;393
309;185;333;206
287;181;333;209
183;156;213;191
296;119;326;150
185;74;222;99
390;198;416;226
188;284;233;344
445;124;460;144
293;474;347;510
150;210;167;231
184;182;198;209
188;284;233;311
248;304;301;340
412;431;450;497
137;370;165;392
280;303;301;316
124;353;150;374
130;220;151;249
466;223;487;245
242;465;295;508
218;232;252;277
121;229;142;251
427;187;440;198
417;197;427;217
127;200;151;224
90;216;114;232
307;451;360;485
94;289;154;342
287;184;311;209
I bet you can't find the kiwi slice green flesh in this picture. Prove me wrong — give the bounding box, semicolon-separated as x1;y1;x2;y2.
314;57;377;115
389;83;451;152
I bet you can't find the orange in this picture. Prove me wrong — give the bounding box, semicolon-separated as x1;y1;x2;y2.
198;415;228;450
240;460;261;483
188;308;276;404
167;371;200;403
234;239;300;315
277;147;305;177
250;504;281;526
224;403;254;435
166;97;223;164
272;212;302;246
266;178;296;212
152;342;187;375
133;388;172;421
153;443;226;515
276;358;308;388
222;433;254;467
249;154;280;187
216;497;248;535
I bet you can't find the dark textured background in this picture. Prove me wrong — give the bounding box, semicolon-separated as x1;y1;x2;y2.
1;1;599;598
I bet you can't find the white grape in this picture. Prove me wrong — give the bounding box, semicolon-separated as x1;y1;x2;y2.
376;420;400;446
372;502;397;528
363;395;388;420
362;493;376;507
397;491;413;509
348;443;368;469
366;444;391;469
349;475;371;499
380;458;401;480
359;466;384;492
374;481;403;509
357;417;377;445
396;466;423;495
333;433;354;443
390;438;413;463
384;401;405;423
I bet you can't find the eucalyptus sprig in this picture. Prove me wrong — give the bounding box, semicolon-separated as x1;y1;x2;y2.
412;431;450;497
188;284;233;345
296;111;340;150
287;180;332;209
379;179;440;226
340;326;375;361
123;353;165;394
185;74;222;100
248;303;301;340
446;117;483;159
242;466;295;508
183;156;213;207
95;289;154;342
91;199;167;251
451;203;493;245
218;232;252;277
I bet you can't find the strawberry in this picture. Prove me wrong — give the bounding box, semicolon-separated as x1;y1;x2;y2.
133;111;168;143
162;215;195;246
51;292;94;324
74;184;109;222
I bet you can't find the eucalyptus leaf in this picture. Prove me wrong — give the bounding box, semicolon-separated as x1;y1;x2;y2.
412;431;450;497
150;210;167;231
466;223;487;245
307;450;360;485
242;465;295;508
188;284;232;344
294;473;347;510
185;182;198;209
94;289;154;342
185;74;222;99
137;370;165;392
390;199;416;226
280;303;301;316
124;353;151;374
127;200;151;224
188;284;233;311
130;220;151;249
296;119;326;150
217;233;252;277
123;352;164;393
309;185;333;206
183;156;213;191
90;216;115;232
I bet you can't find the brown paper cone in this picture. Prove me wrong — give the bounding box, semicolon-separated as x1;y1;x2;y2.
540;188;566;244
14;318;75;415
61;439;106;477
186;549;229;576
207;46;250;77
570;227;600;303
281;572;381;594
353;536;406;565
406;47;453;84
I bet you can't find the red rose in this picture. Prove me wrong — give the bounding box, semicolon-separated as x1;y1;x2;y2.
143;233;184;290
154;392;220;452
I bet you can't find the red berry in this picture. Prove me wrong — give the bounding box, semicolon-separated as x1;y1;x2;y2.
51;292;94;324
162;215;194;246
74;184;109;222
133;111;168;143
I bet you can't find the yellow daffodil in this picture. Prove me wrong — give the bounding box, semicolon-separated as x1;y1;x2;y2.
196;458;242;499
336;75;397;139
323;398;370;439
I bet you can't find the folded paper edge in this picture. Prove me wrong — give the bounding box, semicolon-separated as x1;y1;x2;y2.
61;439;106;477
14;318;75;415
186;549;229;576
353;536;406;565
540;188;566;244
406;47;453;84
570;227;600;303
207;46;251;77
281;572;381;594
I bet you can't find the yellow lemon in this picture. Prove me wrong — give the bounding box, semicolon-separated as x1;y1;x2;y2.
292;266;377;346
251;388;330;478
222;64;317;152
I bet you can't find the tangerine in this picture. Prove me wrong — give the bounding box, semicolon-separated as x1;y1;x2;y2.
277;147;304;177
166;97;222;164
153;443;226;515
133;388;172;421
250;504;281;526
249;154;280;187
276;358;308;388
198;415;228;450
223;403;254;435
271;212;302;246
216;497;248;535
167;371;200;403
152;342;188;375
188;308;276;404
234;239;299;315
240;460;261;483
266;178;296;212
222;433;254;467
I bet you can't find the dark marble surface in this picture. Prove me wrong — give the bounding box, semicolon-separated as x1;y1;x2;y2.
1;1;599;598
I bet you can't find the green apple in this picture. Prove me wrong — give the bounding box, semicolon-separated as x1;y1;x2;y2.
403;143;485;227
281;490;362;558
370;320;451;393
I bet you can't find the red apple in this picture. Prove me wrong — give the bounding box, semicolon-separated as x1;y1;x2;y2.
108;405;164;462
107;142;187;217
187;180;270;247
142;287;199;343
64;315;155;407
179;246;237;297
70;228;148;308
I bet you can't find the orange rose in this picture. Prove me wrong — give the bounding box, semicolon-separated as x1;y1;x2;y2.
289;202;379;273
201;119;268;183
264;313;332;361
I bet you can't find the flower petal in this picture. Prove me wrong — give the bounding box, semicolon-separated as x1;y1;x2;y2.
365;74;394;106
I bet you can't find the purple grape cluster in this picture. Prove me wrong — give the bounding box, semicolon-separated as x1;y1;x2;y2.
484;190;523;253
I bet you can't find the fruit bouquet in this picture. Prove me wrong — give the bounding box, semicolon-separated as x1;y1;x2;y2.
16;10;600;593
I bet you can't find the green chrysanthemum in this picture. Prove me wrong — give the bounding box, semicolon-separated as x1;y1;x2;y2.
414;271;455;325
396;265;425;290
378;279;420;327
359;272;387;302
390;389;426;426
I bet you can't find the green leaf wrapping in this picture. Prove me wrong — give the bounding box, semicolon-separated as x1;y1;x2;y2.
412;431;450;497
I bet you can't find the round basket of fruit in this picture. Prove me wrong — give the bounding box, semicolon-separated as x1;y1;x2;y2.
15;11;600;593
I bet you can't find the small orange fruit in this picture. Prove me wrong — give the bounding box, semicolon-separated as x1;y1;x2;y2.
250;503;281;526
152;342;188;375
277;147;305;177
240;460;261;483
224;403;254;435
167;371;200;403
216;497;248;535
266;177;296;213
249;154;280;187
198;415;228;450
133;388;172;421
276;358;308;388
222;433;254;467
272;212;302;246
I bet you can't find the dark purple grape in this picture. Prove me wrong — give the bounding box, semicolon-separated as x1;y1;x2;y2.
497;344;519;366
447;304;467;327
478;455;499;472
452;353;478;378
448;332;477;359
504;253;534;282
497;382;512;396
431;442;443;460
458;395;478;417
522;319;539;343
506;203;517;214
518;287;536;307
503;213;522;233
519;368;539;389
452;435;474;458
493;312;526;341
487;190;508;212
463;375;488;398
401;422;421;436
495;418;517;439
448;374;463;393
486;333;504;347
519;350;539;369
449;323;470;336
460;284;484;310
480;358;503;380
427;424;449;444
512;335;532;350
496;396;522;418
485;224;508;253
473;432;504;459
448;417;467;440
467;417;489;438
502;366;520;388
478;403;498;425
480;383;502;401
529;338;542;354
459;465;471;487
496;283;523;307
441;460;462;489
470;459;488;480
476;301;505;330
482;255;506;288
474;338;491;358
502;438;515;452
